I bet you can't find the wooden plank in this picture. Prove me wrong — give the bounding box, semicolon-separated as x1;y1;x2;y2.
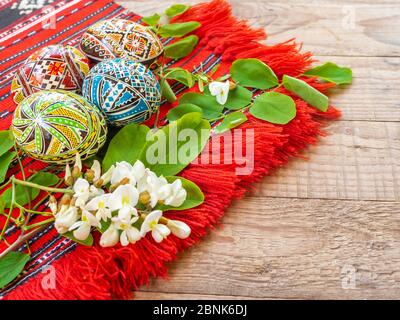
135;291;265;300
134;197;400;299
251;121;400;201
116;0;400;57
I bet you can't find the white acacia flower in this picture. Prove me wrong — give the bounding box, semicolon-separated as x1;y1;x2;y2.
145;172;169;208
109;184;139;217
69;208;100;241
132;160;146;182
100;223;120;247
136;168;152;193
140;210;171;243
111;161;136;185
54;206;79;234
112;216;141;246
91;160;102;181
167;220;191;239
89;185;104;198
99;165;114;185
85;193;112;222
162;179;187;207
209;80;230;105
73;178;90;207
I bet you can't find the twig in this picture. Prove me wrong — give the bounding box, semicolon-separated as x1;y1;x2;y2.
0;223;50;260
12;177;73;194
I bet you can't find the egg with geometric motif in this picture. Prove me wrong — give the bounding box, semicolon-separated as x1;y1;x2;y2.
82;58;161;126
80;18;163;65
11;45;90;105
11;90;107;164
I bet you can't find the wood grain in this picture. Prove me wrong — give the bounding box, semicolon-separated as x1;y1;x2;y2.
252;121;400;201
114;0;400;300
135;198;400;300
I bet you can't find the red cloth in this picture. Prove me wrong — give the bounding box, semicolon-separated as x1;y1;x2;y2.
0;0;340;299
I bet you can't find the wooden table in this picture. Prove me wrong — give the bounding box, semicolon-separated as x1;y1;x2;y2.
116;0;400;300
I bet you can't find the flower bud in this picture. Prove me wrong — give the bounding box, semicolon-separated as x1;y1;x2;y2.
99;165;114;185
84;169;95;183
72;166;81;179
47;196;57;214
100;224;120;248
167;220;191;239
139;191;151;205
93;178;104;188
119;177;130;185
65;176;74;187
60;194;72;206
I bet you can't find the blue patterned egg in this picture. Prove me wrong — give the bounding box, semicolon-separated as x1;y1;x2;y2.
82;58;161;126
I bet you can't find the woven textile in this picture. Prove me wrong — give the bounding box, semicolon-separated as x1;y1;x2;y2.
0;0;340;299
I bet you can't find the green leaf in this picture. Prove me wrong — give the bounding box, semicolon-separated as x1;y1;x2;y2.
29;171;59;186
205;85;252;110
179;92;224;120
159;21;201;38
142;13;161;26
3;172;59;208
304;62;353;85
102;124;150;171
164;35;199;59
0;151;16;184
167;103;203;122
139;112;211;176
165;67;196;88
157;176;204;211
0;196;5;214
165;4;190;18
214;112;248;134
0;251;30;288
230;58;279;89
63;232;94;246
0;130;15;157
97;219;111;234
249;92;296;124
160;77;177;103
283;75;329;112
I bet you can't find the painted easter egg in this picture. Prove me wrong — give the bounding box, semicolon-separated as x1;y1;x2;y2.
11;45;90;105
80;18;163;65
11;90;107;164
82;58;161;126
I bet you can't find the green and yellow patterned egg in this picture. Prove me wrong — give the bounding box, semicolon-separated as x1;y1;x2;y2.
11;90;107;164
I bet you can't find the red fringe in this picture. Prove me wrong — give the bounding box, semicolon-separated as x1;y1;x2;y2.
4;0;341;299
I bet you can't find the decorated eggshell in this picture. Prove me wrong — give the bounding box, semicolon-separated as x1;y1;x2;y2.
11;45;90;105
80;18;163;65
82;58;161;126
11;90;107;164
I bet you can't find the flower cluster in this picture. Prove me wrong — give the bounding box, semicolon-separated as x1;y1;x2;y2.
50;154;191;247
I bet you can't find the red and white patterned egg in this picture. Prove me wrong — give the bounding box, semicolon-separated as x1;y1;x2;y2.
11;45;90;104
80;19;163;65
